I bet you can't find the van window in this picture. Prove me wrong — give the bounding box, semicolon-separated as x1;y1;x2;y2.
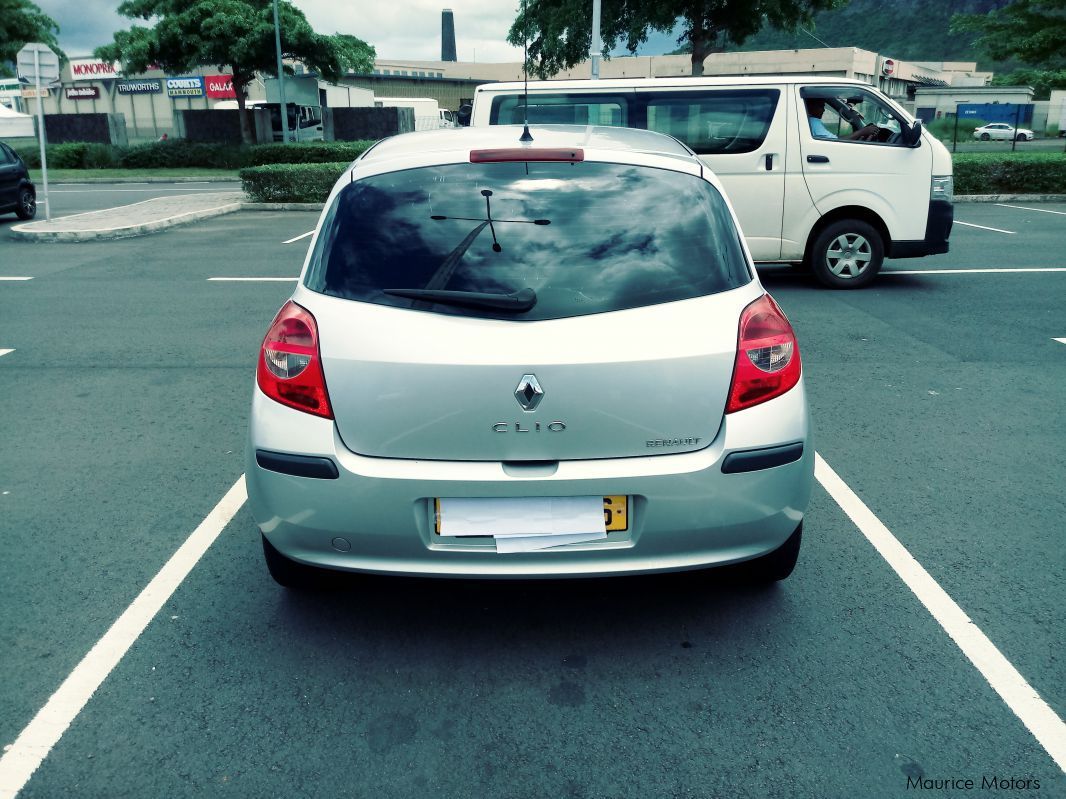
489;89;779;154
305;161;751;322
491;94;627;127
801;86;906;145
645;90;779;154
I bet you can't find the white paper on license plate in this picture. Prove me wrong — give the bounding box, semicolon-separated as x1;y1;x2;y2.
437;496;606;537
495;531;607;553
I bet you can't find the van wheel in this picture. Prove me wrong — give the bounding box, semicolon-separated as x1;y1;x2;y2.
743;523;802;582
808;219;883;289
262;534;322;589
15;188;36;220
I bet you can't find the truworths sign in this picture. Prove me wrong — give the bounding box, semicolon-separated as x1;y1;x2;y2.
116;79;162;94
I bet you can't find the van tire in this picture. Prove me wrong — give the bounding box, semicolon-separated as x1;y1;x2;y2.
808;219;883;289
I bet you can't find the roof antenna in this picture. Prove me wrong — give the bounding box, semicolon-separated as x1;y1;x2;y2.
519;0;533;142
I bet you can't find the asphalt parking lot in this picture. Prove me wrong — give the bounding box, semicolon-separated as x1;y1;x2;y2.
0;201;1064;798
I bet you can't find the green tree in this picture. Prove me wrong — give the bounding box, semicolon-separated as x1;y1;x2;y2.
0;0;65;77
509;0;845;78
95;0;375;143
951;0;1066;68
991;68;1066;98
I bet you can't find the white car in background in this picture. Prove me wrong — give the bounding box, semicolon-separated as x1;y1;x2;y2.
973;123;1034;141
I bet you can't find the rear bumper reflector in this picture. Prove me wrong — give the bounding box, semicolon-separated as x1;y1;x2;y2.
255;450;339;479
721;443;804;474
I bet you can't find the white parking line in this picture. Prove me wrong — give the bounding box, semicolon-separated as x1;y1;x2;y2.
208;277;298;282
49;188;234;193
0;277;33;281
954;221;1016;234
996;203;1066;216
0;477;247;799
1054;338;1066;345
883;268;1066;276
283;230;314;244
0;349;13;358
815;454;1066;772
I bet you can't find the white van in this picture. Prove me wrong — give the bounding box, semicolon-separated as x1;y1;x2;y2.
470;77;954;288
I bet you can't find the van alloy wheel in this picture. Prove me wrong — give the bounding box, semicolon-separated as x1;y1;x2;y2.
808;219;883;289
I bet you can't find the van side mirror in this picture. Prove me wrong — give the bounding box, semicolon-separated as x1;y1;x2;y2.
903;119;922;147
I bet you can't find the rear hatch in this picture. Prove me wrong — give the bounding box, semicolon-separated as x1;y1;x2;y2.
299;288;755;461
298;154;756;461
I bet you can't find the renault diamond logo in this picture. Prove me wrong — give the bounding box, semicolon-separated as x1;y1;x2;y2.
515;374;544;411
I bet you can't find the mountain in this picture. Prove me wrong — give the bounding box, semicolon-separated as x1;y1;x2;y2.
728;0;1011;64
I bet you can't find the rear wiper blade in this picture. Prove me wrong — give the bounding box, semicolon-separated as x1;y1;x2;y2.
383;287;536;312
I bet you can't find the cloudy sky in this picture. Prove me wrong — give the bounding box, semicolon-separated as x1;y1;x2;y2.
43;0;678;62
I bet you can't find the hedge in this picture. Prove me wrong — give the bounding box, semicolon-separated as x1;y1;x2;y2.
12;140;374;170
952;152;1066;194
240;162;349;203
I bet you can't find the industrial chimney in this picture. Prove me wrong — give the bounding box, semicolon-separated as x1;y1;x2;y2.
441;9;457;62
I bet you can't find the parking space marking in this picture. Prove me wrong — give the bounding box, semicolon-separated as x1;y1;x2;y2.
49;188;236;193
815;454;1066;772
208;277;298;282
0;277;34;281
1054;338;1066;345
0;477;247;799
883;268;1066;276
954;221;1016;234
996;204;1066;216
0;349;13;358
283;230;314;244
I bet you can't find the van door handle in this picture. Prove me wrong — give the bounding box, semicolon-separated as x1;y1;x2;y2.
765;154;773;170
807;155;829;163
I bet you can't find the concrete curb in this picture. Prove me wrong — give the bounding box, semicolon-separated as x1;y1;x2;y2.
41;176;241;185
10;200;243;242
955;194;1066;203
241;202;324;211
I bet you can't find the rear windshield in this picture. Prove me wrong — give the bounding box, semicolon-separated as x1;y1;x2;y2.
304;161;750;322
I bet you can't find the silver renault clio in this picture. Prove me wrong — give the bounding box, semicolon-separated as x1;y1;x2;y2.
247;124;813;587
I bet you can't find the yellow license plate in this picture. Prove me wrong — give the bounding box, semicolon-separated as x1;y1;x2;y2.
434;497;629;534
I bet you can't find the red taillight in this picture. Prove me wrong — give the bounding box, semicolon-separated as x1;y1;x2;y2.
470;148;584;163
257;301;333;419
725;294;802;414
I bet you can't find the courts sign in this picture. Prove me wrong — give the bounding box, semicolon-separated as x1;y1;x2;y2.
205;75;236;99
117;79;162;94
166;77;204;97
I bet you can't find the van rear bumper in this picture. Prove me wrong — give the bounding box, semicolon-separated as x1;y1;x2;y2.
888;200;953;259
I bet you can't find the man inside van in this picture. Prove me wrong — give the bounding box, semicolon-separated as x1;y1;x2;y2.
805;97;880;141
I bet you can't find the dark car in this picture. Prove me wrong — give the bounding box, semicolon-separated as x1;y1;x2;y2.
0;142;37;220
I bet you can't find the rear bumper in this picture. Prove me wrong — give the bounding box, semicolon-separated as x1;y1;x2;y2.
247;381;813;578
888;200;953;259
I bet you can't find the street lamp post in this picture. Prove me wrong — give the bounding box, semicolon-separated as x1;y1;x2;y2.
272;0;290;143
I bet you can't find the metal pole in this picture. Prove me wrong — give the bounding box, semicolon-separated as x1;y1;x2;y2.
34;48;50;221
273;0;290;142
1012;102;1021;152
953;104;959;154
590;0;602;79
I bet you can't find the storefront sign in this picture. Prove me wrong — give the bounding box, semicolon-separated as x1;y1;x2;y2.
65;86;100;100
117;79;162;94
166;77;204;97
69;59;121;78
882;58;895;76
204;75;236;99
20;87;51;98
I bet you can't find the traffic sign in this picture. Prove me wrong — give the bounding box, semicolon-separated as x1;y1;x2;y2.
16;43;61;86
